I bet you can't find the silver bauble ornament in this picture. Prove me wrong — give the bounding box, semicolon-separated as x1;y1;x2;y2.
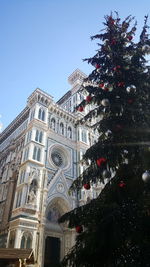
142;44;150;54
104;39;109;45
105;130;112;137
102;170;111;179
126;85;136;93
101;99;110;107
142;170;150;183
97;68;101;73
121;33;126;38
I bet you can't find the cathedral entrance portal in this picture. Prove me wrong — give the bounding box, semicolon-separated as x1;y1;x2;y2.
43;197;72;267
44;236;60;267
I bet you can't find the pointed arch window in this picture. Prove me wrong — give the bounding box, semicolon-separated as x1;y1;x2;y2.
38;108;45;121
20;233;32;249
39;131;43;143
19;169;26;184
30;109;35;122
27;236;32;248
23;147;29;162
33;146;41;161
20;236;25;249
15;190;22;208
26;130;32;143
81;129;87;143
35;130;43;143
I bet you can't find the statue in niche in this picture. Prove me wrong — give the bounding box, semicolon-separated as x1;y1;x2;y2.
31;168;40;179
47;207;61;223
27;179;38;204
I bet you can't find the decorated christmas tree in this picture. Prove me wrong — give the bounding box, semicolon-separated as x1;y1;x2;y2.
59;13;150;267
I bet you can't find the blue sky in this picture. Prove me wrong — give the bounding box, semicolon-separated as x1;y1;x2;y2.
0;0;150;131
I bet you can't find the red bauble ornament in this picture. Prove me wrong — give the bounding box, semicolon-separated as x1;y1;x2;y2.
86;95;92;102
104;87;109;91
113;65;121;71
127;36;133;41
110;20;115;25
83;183;91;190
111;39;116;45
75;225;83;233
78;106;84;112
128;99;134;104
96;64;101;69
118;181;126;188
109;17;115;25
118;82;125;87
99;83;104;88
96;157;107;167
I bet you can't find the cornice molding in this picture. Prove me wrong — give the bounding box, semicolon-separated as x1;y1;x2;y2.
0;107;29;145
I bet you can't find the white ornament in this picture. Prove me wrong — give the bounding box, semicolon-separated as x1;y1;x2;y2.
105;130;112;137
126;85;136;93
142;44;150;54
142;170;150;183
121;33;126;38
97;68;101;73
101;99;110;107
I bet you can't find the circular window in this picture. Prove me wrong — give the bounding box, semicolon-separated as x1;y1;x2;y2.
51;151;63;167
49;144;70;169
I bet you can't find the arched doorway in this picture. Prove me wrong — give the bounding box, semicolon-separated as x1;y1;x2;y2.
44;197;71;267
44;236;60;267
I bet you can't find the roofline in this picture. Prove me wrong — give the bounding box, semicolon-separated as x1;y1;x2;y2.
57;90;71;104
0;107;29;144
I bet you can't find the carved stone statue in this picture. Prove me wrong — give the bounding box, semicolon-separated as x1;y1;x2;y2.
27;179;38;204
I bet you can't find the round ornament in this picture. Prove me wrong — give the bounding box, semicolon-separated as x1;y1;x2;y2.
142;44;150;54
105;130;112;138
102;170;111;179
83;183;91;190
86;95;92;102
101;99;110;107
78;106;84;112
113;65;121;71
118;181;126;188
96;157;107;167
118;82;125;87
75;225;83;234
97;69;101;73
142;170;150;183
127;35;133;41
126;85;136;93
110;39;117;45
121;33;126;38
109;17;115;25
111;39;116;45
95;64;101;69
99;83;104;88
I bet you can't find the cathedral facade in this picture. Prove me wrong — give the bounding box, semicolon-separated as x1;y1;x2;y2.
0;69;100;266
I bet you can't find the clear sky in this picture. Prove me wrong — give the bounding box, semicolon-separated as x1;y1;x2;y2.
0;0;150;131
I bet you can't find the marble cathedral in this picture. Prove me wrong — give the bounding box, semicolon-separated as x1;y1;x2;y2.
0;69;102;266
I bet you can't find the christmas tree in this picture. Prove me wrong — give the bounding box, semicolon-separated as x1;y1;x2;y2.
59;13;150;267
